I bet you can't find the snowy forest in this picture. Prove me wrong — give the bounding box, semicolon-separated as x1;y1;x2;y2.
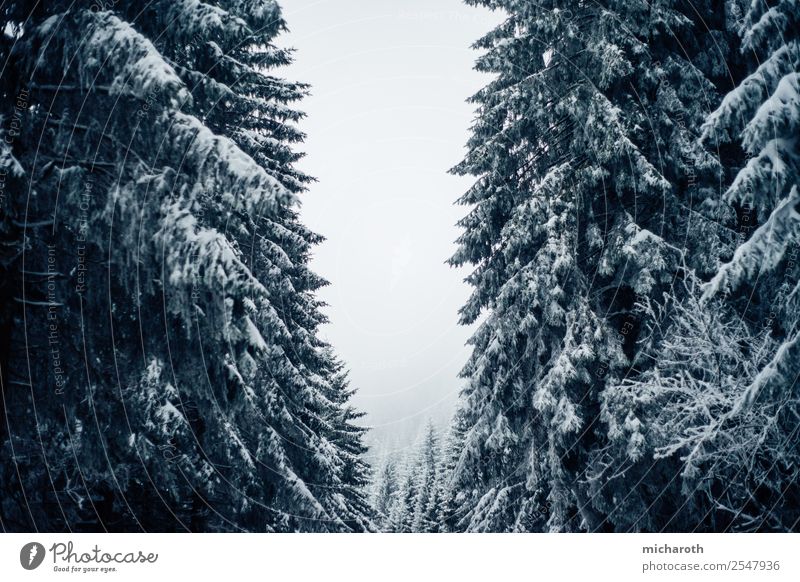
1;0;798;533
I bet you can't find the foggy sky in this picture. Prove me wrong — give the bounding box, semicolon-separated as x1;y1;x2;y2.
277;0;504;452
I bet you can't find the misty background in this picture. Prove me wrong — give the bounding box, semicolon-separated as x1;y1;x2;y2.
277;0;504;454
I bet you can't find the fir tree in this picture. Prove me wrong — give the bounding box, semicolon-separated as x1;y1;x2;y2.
700;0;800;411
0;0;370;532
603;0;800;532
411;422;442;532
392;466;418;533
372;457;399;531
435;421;465;532
448;0;733;531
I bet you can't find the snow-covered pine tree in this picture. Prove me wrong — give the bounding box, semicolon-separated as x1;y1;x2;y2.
447;0;732;531
372;456;400;531
434;419;467;532
603;0;800;532
700;0;800;408
391;464;419;533
321;356;375;531
0;0;371;532
411;422;442;532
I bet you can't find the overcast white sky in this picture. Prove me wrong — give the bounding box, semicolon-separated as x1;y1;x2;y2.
277;0;504;451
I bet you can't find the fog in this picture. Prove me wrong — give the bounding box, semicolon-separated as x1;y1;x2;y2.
277;0;504;453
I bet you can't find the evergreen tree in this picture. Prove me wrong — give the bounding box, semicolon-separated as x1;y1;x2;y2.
604;0;800;532
322;357;375;532
391;465;418;533
448;0;733;531
0;0;370;532
435;421;465;532
411;422;442;532
372;457;399;531
700;0;800;411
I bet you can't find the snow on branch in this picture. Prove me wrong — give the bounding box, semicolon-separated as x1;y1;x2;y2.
703;186;800;299
701;41;800;146
736;331;800;410
32;10;192;107
742;72;800;155
225;0;282;30
724;137;797;212
163;0;250;44
166;110;295;216
741;0;799;54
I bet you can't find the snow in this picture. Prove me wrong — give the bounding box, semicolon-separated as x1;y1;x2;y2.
702;41;800;144
57;10;193;107
738;332;800;409
167;111;294;217
156;401;185;427
725;137;795;210
703;186;800;298
742;72;800;154
244;316;268;351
